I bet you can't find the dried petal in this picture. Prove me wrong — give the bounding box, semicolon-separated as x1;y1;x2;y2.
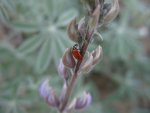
103;3;112;16
81;0;100;13
39;79;60;107
67;18;80;42
78;17;86;38
58;59;72;80
62;48;76;68
88;4;101;31
75;92;92;110
92;45;102;65
81;54;94;73
103;0;120;24
94;31;103;41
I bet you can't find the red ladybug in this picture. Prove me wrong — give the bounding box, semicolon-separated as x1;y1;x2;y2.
72;44;83;60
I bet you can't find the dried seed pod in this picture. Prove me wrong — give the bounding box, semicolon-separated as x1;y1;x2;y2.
58;59;72;80
103;3;112;16
80;46;102;73
80;45;102;73
103;0;119;24
81;0;100;14
67;18;80;43
78;17;86;38
39;79;60;107
62;48;76;68
81;54;94;73
92;45;102;65
88;4;101;31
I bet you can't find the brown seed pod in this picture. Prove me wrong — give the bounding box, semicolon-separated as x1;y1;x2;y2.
67;18;80;43
103;0;120;24
92;45;103;65
62;48;76;68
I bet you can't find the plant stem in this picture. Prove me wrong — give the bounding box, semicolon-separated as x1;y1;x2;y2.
59;71;78;112
59;28;95;113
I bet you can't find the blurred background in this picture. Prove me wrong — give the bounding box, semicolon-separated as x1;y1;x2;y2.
0;0;150;113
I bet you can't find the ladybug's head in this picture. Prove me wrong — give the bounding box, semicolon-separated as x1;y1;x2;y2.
73;44;79;50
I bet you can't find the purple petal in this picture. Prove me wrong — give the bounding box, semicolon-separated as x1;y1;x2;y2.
39;79;60;107
58;59;71;80
59;83;67;103
39;79;51;98
75;92;92;110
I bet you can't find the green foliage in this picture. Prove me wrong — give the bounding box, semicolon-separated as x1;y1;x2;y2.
93;0;150;112
0;0;78;74
0;0;150;113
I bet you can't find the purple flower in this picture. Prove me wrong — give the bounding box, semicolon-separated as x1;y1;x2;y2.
39;79;60;108
68;91;92;111
75;92;92;110
57;59;71;80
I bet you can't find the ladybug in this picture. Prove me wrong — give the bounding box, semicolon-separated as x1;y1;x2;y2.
72;44;83;60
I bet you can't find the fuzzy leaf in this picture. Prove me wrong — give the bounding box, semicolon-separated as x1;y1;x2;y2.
0;6;10;22
18;35;43;54
10;22;41;32
57;9;78;27
35;38;52;73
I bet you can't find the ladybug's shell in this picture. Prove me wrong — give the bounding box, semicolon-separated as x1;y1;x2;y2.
72;48;83;60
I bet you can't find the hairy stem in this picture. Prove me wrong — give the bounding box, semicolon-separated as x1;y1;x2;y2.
59;28;95;112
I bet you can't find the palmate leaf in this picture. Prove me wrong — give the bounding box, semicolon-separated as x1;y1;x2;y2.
57;9;78;27
0;5;10;22
48;32;67;66
18;35;44;55
10;22;42;33
104;12;141;60
35;37;52;74
109;32;140;60
0;0;79;74
0;0;17;13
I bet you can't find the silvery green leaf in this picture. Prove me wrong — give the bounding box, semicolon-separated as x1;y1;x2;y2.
10;22;41;33
0;5;10;22
56;9;78;27
1;0;16;13
35;38;52;73
18;35;44;55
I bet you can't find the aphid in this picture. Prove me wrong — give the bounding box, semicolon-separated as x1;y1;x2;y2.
72;44;83;60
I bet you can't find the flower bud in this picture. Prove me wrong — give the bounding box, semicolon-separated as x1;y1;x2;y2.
67;92;92;111
62;48;76;68
67;18;80;43
58;59;72;80
75;92;92;110
39;79;60;107
103;0;119;24
92;45;102;65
